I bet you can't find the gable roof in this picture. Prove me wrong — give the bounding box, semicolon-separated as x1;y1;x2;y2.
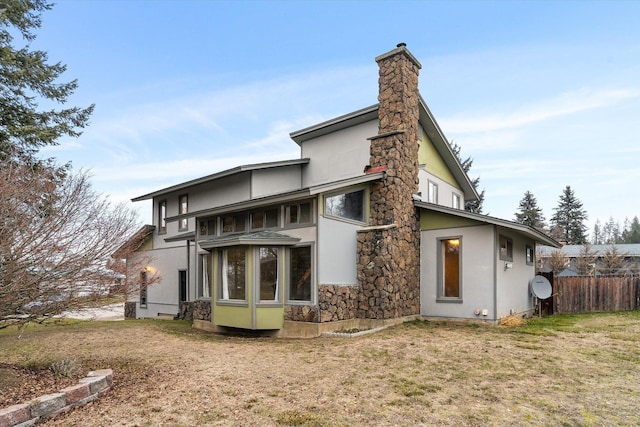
289;98;479;202
112;224;155;258
199;230;301;250
131;158;310;202
416;201;560;247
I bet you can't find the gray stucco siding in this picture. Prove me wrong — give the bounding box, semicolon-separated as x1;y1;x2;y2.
301;120;376;188
317;216;359;286
420;225;496;320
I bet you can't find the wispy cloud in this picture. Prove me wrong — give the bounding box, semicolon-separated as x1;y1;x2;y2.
441;87;640;134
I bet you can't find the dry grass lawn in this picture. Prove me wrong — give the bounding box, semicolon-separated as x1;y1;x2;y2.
1;312;639;426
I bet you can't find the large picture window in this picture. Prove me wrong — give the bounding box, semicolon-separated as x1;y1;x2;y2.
440;238;461;299
259;247;279;301
289;246;312;302
220;247;246;300
325;189;364;222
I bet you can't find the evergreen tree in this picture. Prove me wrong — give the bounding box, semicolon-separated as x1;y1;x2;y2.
514;191;546;229
450;142;485;214
550;186;588;244
0;0;94;162
592;219;602;245
625;216;640;243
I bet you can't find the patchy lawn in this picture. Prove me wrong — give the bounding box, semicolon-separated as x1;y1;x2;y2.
1;312;639;426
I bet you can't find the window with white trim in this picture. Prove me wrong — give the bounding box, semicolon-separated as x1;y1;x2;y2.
499;235;513;262
452;194;461;210
158;200;167;234
428;181;438;204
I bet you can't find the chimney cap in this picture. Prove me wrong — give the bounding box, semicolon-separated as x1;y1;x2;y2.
397;42;407;48
375;44;422;69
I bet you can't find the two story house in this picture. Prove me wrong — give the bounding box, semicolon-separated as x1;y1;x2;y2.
122;44;558;337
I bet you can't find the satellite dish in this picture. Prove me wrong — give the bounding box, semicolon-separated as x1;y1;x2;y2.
530;275;552;300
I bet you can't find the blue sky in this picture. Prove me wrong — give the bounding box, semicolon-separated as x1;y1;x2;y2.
35;0;640;235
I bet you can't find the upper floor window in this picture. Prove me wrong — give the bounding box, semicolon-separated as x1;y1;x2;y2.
178;194;188;231
452;194;461;210
251;207;279;230
286;201;312;226
222;213;247;233
158;200;167;234
499;235;513;262
325;189;365;223
428;181;438;204
199;219;217;236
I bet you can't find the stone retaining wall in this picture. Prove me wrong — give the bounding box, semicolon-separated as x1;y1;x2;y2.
0;369;113;427
178;300;211;321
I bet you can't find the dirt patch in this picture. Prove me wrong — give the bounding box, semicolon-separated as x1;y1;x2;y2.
1;314;639;426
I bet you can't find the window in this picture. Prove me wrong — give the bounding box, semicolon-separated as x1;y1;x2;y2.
139;271;148;307
452;194;461;210
221;213;247;233
428;181;438;203
179;194;188;231
200;219;217;236
325;189;364;222
526;245;534;265
440;238;461;299
287;201;312;225
499;235;513;262
258;247;279;301
289;246;312;302
220;247;246;300
198;254;210;298
158;200;167;234
251;207;279;230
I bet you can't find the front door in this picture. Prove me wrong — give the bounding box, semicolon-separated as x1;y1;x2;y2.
179;270;187;302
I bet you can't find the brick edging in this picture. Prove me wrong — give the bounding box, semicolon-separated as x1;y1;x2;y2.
0;369;113;427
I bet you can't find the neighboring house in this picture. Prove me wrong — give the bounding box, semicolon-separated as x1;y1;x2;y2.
122;44;559;336
538;244;640;276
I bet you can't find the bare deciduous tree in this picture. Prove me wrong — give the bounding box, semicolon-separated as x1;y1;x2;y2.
546;249;568;276
574;243;597;276
0;163;150;329
600;246;628;275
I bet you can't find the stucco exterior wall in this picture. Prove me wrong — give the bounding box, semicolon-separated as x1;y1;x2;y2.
131;245;188;318
420;224;496;320
300;120;376;187
317;216;359;286
495;228;537;318
251;166;303;198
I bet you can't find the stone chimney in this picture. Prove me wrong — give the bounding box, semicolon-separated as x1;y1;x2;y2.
356;44;422;320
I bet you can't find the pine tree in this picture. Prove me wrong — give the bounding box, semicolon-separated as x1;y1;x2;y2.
592;219;602;244
450;142;485;214
625;216;640;243
550;186;588;244
514;191;546;229
0;0;94;162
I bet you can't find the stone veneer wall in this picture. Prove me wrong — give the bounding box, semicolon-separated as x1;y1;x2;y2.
357;43;422;319
318;285;358;322
178;300;211;321
124;301;136;319
284;305;318;322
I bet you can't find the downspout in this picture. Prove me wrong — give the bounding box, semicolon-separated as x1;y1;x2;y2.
493;226;498;321
186;240;190;302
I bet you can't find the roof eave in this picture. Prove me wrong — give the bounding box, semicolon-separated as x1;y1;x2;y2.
415;201;560;248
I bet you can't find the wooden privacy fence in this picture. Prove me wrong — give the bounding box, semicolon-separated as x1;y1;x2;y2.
554;275;640;314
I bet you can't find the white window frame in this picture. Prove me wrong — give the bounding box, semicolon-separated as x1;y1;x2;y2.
428;181;438;204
